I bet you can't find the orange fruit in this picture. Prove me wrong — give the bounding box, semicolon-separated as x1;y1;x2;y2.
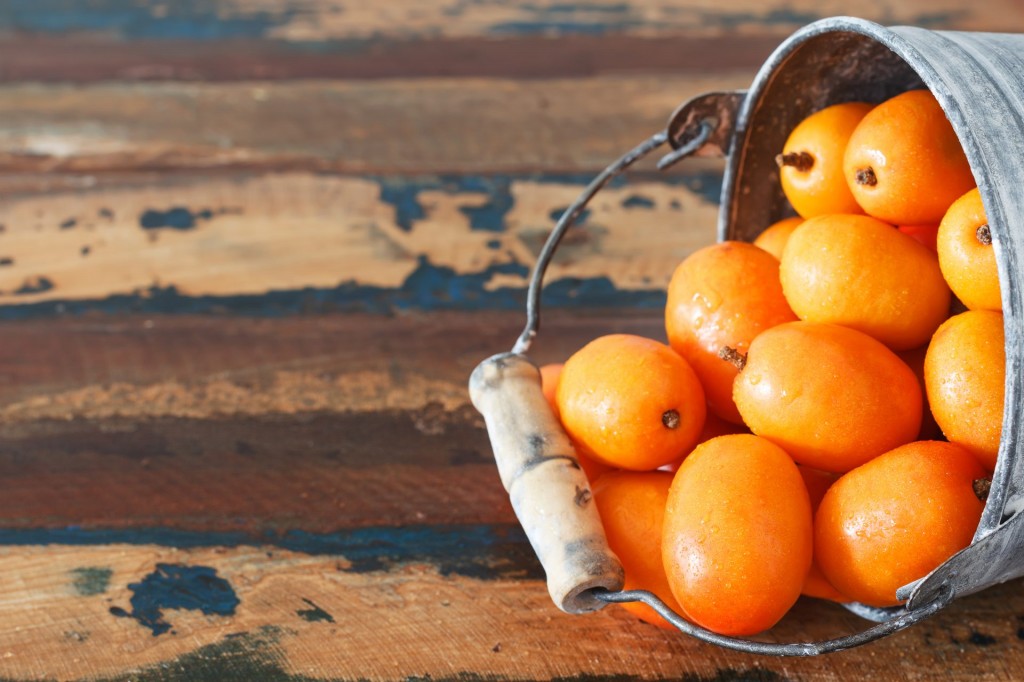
815;441;985;607
592;470;684;629
557;335;706;471
797;466;848;602
780;213;950;350
937;188;1001;311
663;434;812;635
924;310;1005;471
777;102;873;218
666;242;797;424
663;410;750;473
540;361;614;481
753;216;803;260
844;89;975;225
539;363;564;419
898;224;939;252
733;321;922;473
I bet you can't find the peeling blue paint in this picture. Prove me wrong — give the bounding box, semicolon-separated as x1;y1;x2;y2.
622;194;655;209
457;176;513;232
548;206;591;224
0;254;665;319
110;563;239;636
140;207;213;231
0;172;717;318
374;171;720;235
0;524;543;581
13;276;54;295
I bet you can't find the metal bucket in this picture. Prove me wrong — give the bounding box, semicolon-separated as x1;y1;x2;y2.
468;17;1024;655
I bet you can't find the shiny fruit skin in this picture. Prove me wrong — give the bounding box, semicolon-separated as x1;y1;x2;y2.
663;410;750;473
663;434;812;636
780;213;951;351
666;242;797;424
754;216;803;260
539;363;564;420
540;361;613;481
815;441;985;607
937;188;1001;311
778;102;873;218
734;321;922;473
844;89;976;225
592;470;684;629
557;334;706;471
924;310;1005;471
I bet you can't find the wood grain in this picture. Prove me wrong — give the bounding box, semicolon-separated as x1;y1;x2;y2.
0;171;718;311
0;543;1019;681
0;1;1016;83
0;76;741;173
1;1;1023;679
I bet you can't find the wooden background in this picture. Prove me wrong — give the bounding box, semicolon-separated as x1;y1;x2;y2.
1;1;1023;680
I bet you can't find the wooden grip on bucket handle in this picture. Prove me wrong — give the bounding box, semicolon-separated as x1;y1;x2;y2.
468;352;624;614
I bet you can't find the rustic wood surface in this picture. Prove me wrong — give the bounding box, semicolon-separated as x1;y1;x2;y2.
0;2;1022;680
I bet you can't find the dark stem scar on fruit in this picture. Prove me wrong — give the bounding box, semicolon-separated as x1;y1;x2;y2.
855;167;878;186
977;224;992;245
974;478;992;502
718;346;748;372
662;409;680;429
775;151;814;172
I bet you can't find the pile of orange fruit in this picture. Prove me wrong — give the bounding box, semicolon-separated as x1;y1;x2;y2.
542;89;1004;636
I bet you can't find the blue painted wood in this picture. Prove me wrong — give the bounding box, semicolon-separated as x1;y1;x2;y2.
0;524;541;581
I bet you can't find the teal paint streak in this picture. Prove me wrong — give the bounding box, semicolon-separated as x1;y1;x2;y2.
0;523;544;581
0;0;293;41
70;566;113;596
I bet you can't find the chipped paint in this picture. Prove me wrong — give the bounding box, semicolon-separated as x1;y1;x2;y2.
0;173;718;316
139;207;214;231
70;566;113;596
296;597;335;623
0;524;542;581
110;563;239;636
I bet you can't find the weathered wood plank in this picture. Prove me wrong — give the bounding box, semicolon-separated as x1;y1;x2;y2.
0;34;779;83
0;312;657;531
0;77;739;174
0;171;719;313
0;1;1017;43
0;311;661;409
0;543;1018;681
0;1;1016;83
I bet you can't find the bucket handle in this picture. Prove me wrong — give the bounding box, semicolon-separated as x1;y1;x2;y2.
474;96;956;655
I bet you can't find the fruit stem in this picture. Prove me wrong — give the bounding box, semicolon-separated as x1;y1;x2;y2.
973;478;991;502
718;346;747;372
855;167;878;186
662;409;681;429
775;151;814;172
976;224;992;246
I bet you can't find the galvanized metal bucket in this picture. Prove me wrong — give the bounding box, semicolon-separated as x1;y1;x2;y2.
468;17;1024;655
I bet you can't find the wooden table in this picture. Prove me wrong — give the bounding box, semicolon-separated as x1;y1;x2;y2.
0;2;1022;679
